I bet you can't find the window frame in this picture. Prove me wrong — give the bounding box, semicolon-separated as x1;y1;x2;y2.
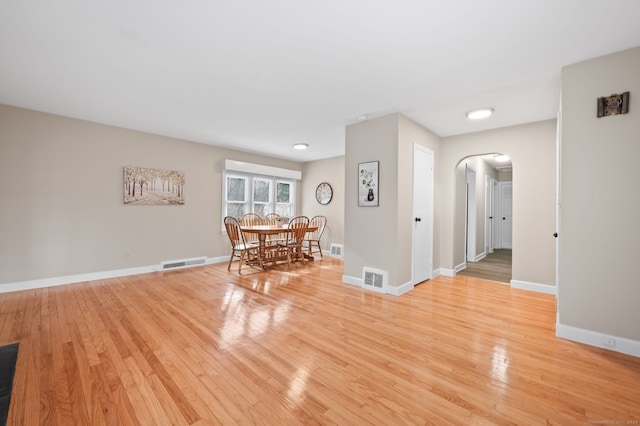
274;179;293;217
222;170;296;231
225;174;249;218
252;177;272;216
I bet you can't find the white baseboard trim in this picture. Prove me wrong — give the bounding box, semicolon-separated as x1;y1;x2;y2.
438;268;455;277
0;256;228;294
342;274;361;287
206;256;228;265
556;323;640;358
510;279;557;295
0;265;157;293
431;269;442;278
341;275;412;296
438;263;466;277
388;281;413;296
474;251;486;262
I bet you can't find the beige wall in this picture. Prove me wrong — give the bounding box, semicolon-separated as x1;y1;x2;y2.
440;120;557;286
560;46;640;340
0;105;301;286
344;114;401;286
1;105;557;294
301;156;345;250
344;113;441;290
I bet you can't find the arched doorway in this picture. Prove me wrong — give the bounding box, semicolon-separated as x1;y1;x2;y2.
454;153;513;283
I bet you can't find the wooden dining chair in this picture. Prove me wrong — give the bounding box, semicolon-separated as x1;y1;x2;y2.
304;215;327;258
240;212;263;225
239;212;263;244
277;215;310;266
265;213;280;222
264;212;287;246
224;216;262;273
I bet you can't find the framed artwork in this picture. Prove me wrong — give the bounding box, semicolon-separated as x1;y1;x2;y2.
358;161;379;207
123;166;185;205
597;91;630;117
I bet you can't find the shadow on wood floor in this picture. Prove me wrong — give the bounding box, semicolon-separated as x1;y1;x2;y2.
456;249;512;283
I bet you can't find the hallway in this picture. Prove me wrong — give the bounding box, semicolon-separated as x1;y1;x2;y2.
456;249;512;283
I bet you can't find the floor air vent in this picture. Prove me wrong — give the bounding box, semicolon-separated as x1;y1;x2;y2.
329;244;344;258
362;267;388;293
160;256;206;271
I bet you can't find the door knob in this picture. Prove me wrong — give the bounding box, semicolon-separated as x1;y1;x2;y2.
553;233;558;238
415;217;422;222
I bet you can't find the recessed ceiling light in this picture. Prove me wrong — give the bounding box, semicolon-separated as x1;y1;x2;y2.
292;143;309;150
466;107;494;120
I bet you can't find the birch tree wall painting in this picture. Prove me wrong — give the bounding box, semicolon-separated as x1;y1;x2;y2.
123;166;185;205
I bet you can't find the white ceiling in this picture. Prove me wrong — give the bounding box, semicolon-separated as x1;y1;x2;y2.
2;1;640;162
480;154;512;173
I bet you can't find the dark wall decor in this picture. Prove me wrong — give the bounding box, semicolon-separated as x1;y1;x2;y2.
597;91;630;117
358;161;379;207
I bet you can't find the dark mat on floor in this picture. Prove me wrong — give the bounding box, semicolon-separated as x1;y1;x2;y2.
0;343;19;426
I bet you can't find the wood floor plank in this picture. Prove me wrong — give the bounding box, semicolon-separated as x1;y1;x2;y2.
92;352;136;426
62;341;93;425
151;346;237;424
1;258;640;424
48;287;74;426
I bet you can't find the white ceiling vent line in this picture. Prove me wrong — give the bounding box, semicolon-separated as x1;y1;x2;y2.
362;267;388;294
329;244;344;258
159;256;207;271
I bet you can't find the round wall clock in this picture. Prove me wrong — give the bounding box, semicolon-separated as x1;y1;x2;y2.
315;182;333;205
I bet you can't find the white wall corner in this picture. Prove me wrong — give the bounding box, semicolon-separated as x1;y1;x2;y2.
474;252;487;262
455;262;467;273
438;268;456;277
431;268;443;278
556;323;640;358
510;279;557;296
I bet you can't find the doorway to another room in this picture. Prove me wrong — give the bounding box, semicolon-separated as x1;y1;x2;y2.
457;153;512;283
457;249;512;283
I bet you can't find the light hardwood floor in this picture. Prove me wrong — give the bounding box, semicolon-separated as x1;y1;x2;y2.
1;258;639;425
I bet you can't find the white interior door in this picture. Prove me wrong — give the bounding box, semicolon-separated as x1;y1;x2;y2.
499;182;513;249
412;145;434;285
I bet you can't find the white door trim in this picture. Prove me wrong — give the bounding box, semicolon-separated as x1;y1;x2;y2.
485;175;496;254
465;165;477;262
